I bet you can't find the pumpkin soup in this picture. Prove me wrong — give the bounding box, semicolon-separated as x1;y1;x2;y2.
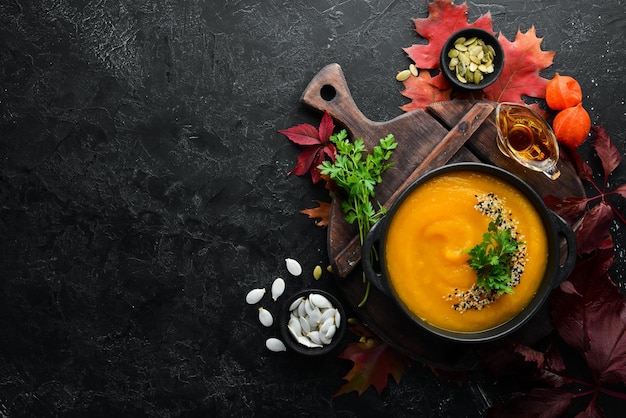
384;170;548;333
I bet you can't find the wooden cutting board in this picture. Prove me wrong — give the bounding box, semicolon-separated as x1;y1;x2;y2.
300;63;585;369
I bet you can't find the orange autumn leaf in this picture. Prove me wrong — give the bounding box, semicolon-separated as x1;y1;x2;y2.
300;200;330;227
483;27;556;103
400;70;452;112
334;323;411;397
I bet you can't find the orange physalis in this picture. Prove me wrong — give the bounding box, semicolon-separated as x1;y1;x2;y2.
545;72;583;110
552;102;591;149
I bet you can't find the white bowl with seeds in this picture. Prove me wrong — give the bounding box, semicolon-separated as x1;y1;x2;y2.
279;289;346;356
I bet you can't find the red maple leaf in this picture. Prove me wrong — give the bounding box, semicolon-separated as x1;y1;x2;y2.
278;110;336;184
483;27;555;102
400;0;555;109
400;70;452;112
544;126;626;255
333;323;411;397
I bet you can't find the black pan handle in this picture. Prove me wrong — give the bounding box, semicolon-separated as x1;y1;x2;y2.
551;212;578;286
360;217;392;296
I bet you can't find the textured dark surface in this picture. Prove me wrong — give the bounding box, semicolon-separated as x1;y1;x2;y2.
0;1;624;417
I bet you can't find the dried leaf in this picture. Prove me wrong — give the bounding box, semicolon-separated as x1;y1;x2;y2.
334;323;410;397
300;200;330;227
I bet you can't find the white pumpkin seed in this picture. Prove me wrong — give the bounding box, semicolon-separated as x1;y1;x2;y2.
245;288;266;304
258;307;273;327
307;307;322;328
285;258;302;276
266;337;286;352
334;310;342;329
299;316;311;334
324;324;337;340
289;296;304;312
320;308;336;324
304;298;314;316
309;293;332;309
288;317;302;335
308;330;322;345
297;299;307;318
271;277;285;301
288;324;302;340
319;317;334;335
297;335;322;348
321;332;333;345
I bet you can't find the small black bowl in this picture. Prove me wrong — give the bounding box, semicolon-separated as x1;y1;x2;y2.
439;28;504;91
279;289;346;356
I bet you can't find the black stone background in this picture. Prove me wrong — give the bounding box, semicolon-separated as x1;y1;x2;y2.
1;0;625;417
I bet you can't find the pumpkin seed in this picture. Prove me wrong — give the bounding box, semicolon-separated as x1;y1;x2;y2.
446;35;497;85
409;63;419;77
285;258;302;276
266;338;287;352
271;277;285;301
395;69;411;82
258;307;273;327
246;288;266;304
313;265;322;280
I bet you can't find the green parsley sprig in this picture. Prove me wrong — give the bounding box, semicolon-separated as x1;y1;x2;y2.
319;130;397;305
464;219;524;295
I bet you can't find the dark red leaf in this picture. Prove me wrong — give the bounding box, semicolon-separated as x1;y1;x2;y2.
288;146;321;177
551;247;626;385
513;344;572;388
552;247;615;354
318;111;334;143
279;111;336;184
544;194;589;225
575;202;614;255
487;388;574;418
592;125;623;184
562;145;594;183
578;401;604;418
613;184;626;199
278;123;323;146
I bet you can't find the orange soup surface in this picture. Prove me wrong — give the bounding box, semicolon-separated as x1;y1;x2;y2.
385;171;548;333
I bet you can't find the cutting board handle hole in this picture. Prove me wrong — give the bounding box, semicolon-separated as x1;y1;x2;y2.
320;84;336;101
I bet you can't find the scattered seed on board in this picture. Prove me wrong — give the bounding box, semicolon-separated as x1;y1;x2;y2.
285;258;302;276
265;338;287;352
245;288;266;305
271;277;285;301
258;307;273;327
313;265;322;280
